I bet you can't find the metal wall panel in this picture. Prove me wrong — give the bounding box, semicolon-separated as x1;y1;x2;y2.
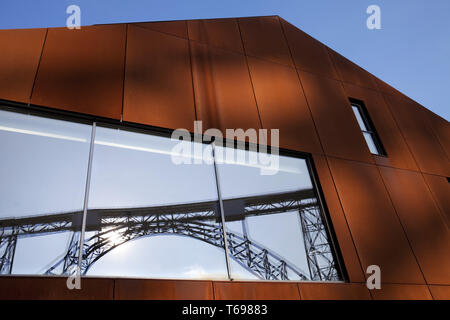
0;277;114;300
379;167;450;285
328;48;378;90
428;112;450;160
312;154;365;283
247;56;322;152
371;284;433;300
213;281;300;300
423;174;450;228
31;25;125;119
384;93;450;177
133;20;188;39
298;283;371;300
328;157;425;284
190;41;260;133
280;18;338;80
343;83;418;171
114;279;213;300
188;18;244;53
0;28;46;104
299;71;373;163
428;285;450;300
238;16;293;67
123;25;196;131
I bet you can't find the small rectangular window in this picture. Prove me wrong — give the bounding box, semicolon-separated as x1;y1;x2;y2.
350;99;386;156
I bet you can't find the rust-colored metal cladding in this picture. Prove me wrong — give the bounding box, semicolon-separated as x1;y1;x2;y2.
0;28;46;104
343;83;418;171
213;281;300;300
423;174;450;227
190;41;261;133
31;25;125;119
428;112;450;159
373;75;406;98
384;93;450;177
328;48;378;90
299;71;373;163
379;167;450;285
428;285;450;300
133;20;188;39
298;283;371;300
188;18;244;54
0;277;114;300
114;279;213;300
247;56;322;152
238;16;294;67
123;25;195;131
328;157;425;284
371;284;433;300
280;18;338;80
312;154;365;283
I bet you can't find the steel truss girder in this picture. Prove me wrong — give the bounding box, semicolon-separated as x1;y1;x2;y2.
0;189;340;281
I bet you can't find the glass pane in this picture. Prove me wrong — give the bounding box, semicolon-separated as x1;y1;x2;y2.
83;127;228;280
352;105;368;131
0;109;92;275
363;132;380;155
215;147;341;281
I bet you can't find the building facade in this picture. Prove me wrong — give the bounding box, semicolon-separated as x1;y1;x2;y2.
0;16;449;300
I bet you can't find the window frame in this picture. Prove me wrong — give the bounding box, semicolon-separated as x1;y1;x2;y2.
0;100;348;283
349;98;387;157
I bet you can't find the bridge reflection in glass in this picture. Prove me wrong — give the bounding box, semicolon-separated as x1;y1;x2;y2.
0;110;343;281
0;110;91;275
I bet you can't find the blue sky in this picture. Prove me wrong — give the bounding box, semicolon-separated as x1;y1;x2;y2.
0;0;448;120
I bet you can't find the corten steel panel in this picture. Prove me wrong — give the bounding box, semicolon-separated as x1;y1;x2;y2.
213;281;300;300
114;279;213;300
123;25;196;131
312;154;365;282
328;157;425;284
238;16;294;67
298;283;371;300
343;83;418;171
327;48;379;90
133;20;188;38
428;285;450;300
374;76;407;98
190;41;261;133
379;167;450;285
299;71;373;163
0;28;46;104
423;174;450;228
247;56;322;152
371;284;432;300
0;277;113;300
31;25;125;120
428;112;450;160
280;19;338;80
384;93;450;177
188;18;244;54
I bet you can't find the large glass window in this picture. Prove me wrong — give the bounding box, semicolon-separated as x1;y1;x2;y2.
0;108;344;282
0;109;92;275
82;126;229;279
214;147;341;281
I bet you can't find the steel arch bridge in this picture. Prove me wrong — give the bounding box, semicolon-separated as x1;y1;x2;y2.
0;189;341;281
